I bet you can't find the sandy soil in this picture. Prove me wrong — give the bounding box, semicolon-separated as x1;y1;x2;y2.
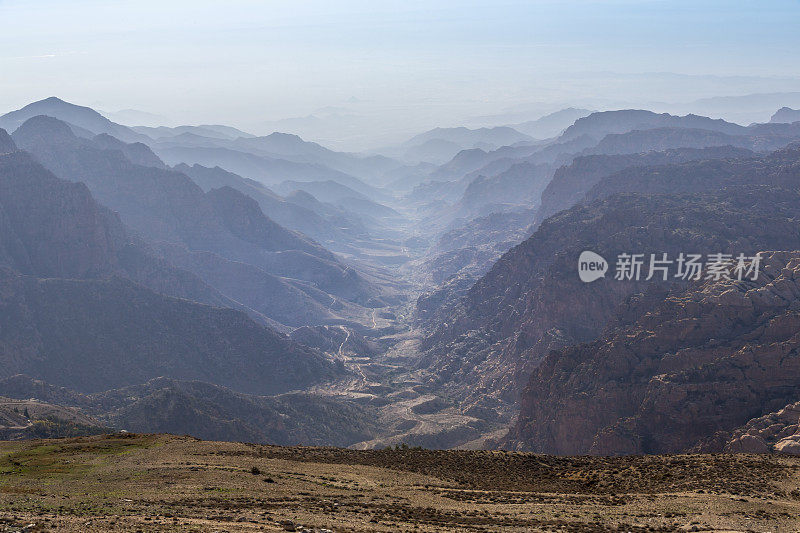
1;434;800;532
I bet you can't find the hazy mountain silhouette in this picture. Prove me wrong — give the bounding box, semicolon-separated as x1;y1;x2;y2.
11;116;385;322
771;107;800;123
0;150;254;316
508;107;593;139
0;97;148;143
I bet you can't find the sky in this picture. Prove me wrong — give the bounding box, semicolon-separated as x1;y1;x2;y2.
1;0;800;149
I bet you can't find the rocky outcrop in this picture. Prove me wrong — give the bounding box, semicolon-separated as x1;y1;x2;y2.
510;251;800;455
722;401;800;455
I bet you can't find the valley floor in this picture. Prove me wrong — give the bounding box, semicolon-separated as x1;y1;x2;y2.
1;434;799;532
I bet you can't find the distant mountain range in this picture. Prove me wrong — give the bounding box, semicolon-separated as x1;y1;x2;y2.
507;107;593;138
0;146;344;397
10;116;389;326
0;97;149;144
7;94;800;452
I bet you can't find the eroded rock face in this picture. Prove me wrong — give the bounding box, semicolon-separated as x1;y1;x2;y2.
509;251;800;455
422;185;800;409
723;402;800;455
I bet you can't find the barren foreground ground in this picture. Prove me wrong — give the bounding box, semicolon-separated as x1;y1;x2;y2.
1;434;799;532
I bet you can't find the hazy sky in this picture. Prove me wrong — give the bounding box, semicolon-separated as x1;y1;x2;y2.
2;0;799;147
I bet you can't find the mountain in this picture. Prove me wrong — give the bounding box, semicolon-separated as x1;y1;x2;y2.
536;145;756;223
393;126;534;164
431;134;594;182
582;127;752;156
275;179;369;203
583;145;800;203
0;268;340;395
0;150;247;315
0;148;342;393
771;107;800;123
508;108;594;139
134;124;255;140
205;186;331;257
401;138;465;165
459;162;552;215
92;133;166;168
509;251;800;455
421;160;800;410
11;116;385;320
559;110;746;142
154;144;387;200
0;376;374;447
146;127;402;194
405;126;533;149
0;97;147;143
154;145;358;186
172;163;352;244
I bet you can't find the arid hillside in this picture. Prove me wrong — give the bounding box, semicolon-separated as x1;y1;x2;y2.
1;434;800;532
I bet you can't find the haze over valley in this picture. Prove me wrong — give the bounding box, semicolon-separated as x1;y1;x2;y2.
3;1;800;530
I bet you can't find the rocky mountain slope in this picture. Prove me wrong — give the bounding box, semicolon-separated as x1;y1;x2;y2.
0;268;341;395
536;145;755;223
509;251;800;455
422;181;800;410
0;149;247;314
508;107;593;138
0;375;375;447
11;115;386;325
174;162;352;243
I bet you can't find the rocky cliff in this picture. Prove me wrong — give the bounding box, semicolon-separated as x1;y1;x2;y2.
422;184;800;411
510;251;800;455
